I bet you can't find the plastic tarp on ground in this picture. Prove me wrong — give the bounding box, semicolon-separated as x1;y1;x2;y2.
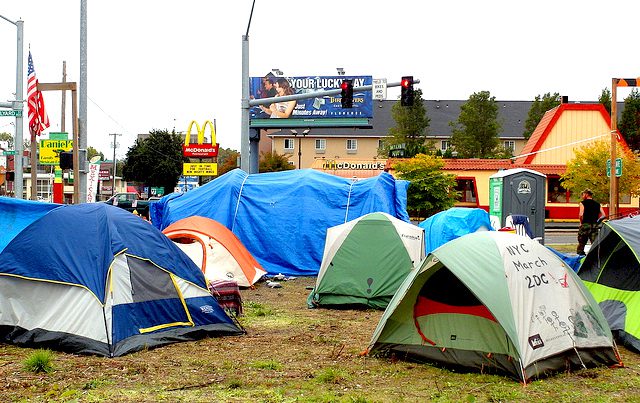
151;169;410;276
418;207;493;255
0;197;61;254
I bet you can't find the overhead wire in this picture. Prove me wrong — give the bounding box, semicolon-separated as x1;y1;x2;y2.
88;95;178;160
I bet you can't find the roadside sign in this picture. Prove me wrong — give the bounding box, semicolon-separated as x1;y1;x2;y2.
3;150;16;156
0;110;22;117
372;78;387;101
183;162;218;176
606;158;623;177
40;139;73;165
49;132;69;140
182;143;219;158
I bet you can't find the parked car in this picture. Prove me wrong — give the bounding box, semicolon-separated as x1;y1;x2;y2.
101;192;152;218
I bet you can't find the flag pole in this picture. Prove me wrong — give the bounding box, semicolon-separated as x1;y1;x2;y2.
30;128;37;200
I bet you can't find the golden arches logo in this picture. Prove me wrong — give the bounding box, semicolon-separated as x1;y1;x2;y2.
183;120;219;158
184;120;217;146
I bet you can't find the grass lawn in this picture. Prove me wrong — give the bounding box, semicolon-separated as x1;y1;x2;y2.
2;245;637;402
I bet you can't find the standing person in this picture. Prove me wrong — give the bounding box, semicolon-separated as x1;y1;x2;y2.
577;189;606;255
259;78;296;119
261;74;277;98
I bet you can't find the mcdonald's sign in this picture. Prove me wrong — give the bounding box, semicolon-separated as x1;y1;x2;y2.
183;120;219;158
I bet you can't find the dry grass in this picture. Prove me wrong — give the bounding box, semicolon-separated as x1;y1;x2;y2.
1;273;639;402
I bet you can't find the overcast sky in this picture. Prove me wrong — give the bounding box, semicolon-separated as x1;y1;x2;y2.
0;0;638;159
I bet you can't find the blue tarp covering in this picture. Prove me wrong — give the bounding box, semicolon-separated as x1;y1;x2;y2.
547;246;583;272
0;203;207;302
151;169;410;276
0;197;61;254
419;207;494;255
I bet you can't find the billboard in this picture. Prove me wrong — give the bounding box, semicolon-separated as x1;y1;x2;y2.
250;75;373;128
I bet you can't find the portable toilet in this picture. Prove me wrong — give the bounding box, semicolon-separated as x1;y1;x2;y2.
489;168;546;242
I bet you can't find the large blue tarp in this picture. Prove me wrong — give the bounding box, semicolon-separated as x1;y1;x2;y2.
0;197;61;254
419;207;494;255
151;169;410;276
0;202;206;302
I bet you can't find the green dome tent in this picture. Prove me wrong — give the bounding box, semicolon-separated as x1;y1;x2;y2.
367;231;620;383
578;214;640;353
308;212;425;309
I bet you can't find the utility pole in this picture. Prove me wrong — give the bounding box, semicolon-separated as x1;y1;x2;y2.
110;133;121;196
61;62;66;132
610;79;618;217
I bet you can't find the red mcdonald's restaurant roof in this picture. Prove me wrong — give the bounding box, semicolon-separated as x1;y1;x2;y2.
385;158;566;176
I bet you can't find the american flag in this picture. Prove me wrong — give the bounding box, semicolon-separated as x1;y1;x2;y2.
27;51;50;136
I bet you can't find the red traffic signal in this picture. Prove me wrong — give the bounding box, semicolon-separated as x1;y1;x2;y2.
341;79;353;108
400;75;414;106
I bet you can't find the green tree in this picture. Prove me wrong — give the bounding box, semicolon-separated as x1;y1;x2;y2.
523;92;560;139
217;147;239;176
0;132;14;149
618;88;640;152
393;154;459;218
450;91;501;158
122;129;187;194
599;88;612;115
379;88;431;158
258;151;295;173
561;140;640;204
86;146;104;162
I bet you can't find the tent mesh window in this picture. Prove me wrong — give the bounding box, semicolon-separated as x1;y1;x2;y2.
127;256;179;302
581;234;640;291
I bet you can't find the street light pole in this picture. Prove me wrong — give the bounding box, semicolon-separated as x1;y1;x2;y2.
291;129;309;169
240;0;255;173
79;0;88;203
0;15;24;199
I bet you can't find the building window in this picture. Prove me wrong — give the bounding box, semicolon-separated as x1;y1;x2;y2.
441;140;450;151
284;138;294;150
378;139;383;149
346;139;357;153
547;177;569;203
504;140;515;153
454;179;477;204
315;139;326;151
36;178;52;202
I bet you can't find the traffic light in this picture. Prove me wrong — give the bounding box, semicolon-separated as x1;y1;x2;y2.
400;76;414;106
59;151;73;170
340;79;353;108
6;171;14;182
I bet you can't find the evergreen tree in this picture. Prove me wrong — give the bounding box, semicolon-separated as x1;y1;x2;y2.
450;91;501;158
122;129;187;194
618;89;640;152
523;92;560;139
599;88;612;115
379;88;431;158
